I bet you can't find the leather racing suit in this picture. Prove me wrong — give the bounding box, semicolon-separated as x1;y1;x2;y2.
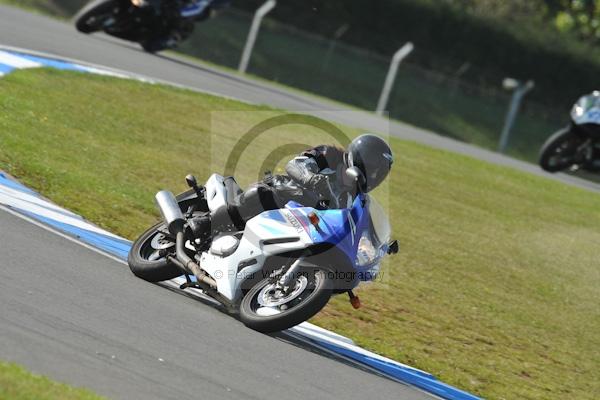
233;145;356;223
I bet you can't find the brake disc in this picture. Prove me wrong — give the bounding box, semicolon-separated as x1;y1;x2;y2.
257;276;308;308
150;232;175;250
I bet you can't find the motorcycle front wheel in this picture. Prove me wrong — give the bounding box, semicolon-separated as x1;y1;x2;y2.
239;266;332;333
539;127;583;173
74;0;118;33
127;221;183;282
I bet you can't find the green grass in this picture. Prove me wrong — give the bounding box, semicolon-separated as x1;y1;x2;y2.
183;9;565;161
0;1;564;162
1;69;600;400
0;361;104;399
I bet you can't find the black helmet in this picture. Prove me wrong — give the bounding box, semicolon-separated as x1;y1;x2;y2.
347;134;393;192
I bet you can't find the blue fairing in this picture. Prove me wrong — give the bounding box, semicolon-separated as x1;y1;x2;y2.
286;194;378;282
180;0;211;18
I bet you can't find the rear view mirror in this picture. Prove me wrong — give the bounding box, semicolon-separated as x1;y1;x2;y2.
346;166;366;192
387;240;399;255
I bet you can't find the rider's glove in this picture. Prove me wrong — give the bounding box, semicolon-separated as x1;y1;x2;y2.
308;174;330;193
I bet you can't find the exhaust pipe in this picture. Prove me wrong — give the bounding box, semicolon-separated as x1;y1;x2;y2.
175;231;216;288
155;190;216;288
155;190;185;235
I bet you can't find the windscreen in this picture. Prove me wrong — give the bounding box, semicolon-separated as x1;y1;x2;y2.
575;93;600;110
572;92;600;124
367;195;391;247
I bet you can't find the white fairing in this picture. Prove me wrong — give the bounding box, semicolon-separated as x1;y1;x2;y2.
210;235;239;257
205;174;228;213
572;107;600;125
200;235;265;301
200;199;314;301
571;92;600;126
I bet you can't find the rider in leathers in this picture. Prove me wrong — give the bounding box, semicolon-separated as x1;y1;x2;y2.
284;145;356;210
234;134;394;221
146;0;230;50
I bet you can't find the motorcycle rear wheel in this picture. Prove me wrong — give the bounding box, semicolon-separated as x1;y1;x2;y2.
539;127;583;173
74;0;117;34
239;267;332;333
128;221;183;282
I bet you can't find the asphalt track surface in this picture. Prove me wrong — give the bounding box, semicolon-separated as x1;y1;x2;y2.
0;4;595;399
0;208;436;400
0;8;440;399
0;4;599;194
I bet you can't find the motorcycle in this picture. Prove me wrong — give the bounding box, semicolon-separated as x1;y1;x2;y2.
74;0;226;52
128;168;399;333
539;91;600;173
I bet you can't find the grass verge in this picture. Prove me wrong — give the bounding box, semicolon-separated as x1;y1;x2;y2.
0;360;104;400
1;69;599;400
180;8;565;161
0;1;564;162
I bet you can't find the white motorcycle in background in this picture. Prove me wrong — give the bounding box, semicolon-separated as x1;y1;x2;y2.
539;91;600;173
128;169;398;333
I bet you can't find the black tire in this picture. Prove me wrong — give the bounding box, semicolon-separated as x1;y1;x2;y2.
539;127;582;173
74;0;117;34
239;267;333;333
127;221;183;282
140;40;168;53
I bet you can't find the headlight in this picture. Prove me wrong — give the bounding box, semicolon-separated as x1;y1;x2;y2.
571;105;584;118
356;234;378;267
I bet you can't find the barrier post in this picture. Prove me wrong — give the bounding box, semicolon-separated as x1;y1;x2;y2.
375;42;414;116
498;79;535;153
238;0;276;74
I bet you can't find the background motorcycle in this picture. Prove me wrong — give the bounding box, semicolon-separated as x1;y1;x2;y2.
539;91;600;173
127;170;399;333
74;0;223;52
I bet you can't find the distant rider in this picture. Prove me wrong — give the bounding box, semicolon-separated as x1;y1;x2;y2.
146;0;231;51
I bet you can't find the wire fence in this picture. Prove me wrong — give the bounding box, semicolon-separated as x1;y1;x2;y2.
179;7;566;162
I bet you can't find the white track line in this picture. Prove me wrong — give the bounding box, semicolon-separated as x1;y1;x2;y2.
0;50;40;68
0;44;255;105
0;186;123;239
0;203;128;266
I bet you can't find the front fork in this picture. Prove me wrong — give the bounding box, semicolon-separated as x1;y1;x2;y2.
276;257;364;310
277;257;305;288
